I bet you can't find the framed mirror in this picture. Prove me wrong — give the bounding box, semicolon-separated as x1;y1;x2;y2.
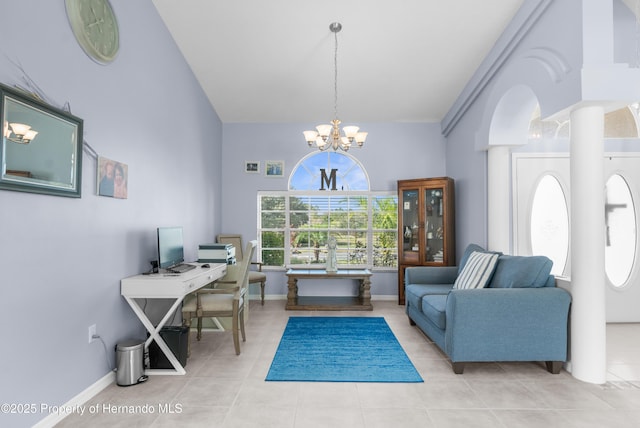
0;83;83;197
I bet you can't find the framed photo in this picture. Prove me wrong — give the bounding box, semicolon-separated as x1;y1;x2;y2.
97;156;128;199
245;161;260;174
265;160;284;177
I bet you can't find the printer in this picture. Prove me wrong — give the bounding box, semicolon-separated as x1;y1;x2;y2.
198;243;236;265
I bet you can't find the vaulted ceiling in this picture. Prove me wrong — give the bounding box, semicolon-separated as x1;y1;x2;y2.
152;0;524;124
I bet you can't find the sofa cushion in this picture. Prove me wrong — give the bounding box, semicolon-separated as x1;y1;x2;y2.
458;243;486;274
453;251;500;290
421;294;448;330
489;255;553;288
405;283;453;311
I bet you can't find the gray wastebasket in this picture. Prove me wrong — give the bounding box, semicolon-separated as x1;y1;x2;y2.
115;339;148;386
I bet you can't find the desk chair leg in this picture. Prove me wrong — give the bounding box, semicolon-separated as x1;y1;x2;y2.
196;317;203;341
260;281;265;305
240;308;246;343
232;306;241;355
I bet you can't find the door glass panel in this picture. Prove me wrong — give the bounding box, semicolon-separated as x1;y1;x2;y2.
605;174;636;287
401;190;419;258
424;188;444;263
530;175;569;276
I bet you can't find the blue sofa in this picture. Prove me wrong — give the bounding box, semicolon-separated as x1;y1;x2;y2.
405;244;571;374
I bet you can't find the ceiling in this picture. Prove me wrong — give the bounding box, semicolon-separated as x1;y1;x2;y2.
152;0;524;124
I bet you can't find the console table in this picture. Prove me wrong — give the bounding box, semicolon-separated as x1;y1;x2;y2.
121;262;227;375
285;268;373;311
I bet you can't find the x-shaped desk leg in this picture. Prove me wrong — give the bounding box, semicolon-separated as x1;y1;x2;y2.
124;296;186;375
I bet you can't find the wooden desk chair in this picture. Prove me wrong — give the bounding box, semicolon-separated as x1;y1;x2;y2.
217;234;267;305
182;240;257;356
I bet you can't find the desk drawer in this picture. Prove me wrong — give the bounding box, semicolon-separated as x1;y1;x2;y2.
121;264;227;298
186;270;222;292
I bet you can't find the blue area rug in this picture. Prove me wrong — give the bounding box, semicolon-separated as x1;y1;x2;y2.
266;317;423;382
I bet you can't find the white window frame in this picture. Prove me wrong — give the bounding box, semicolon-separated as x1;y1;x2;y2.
257;190;397;271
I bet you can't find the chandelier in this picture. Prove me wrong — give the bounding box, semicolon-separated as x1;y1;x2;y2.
303;22;367;151
3;121;38;144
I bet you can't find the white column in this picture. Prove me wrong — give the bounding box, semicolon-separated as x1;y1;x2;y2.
569;105;606;384
487;145;511;253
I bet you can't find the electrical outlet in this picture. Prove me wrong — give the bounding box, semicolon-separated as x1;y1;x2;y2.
88;324;96;343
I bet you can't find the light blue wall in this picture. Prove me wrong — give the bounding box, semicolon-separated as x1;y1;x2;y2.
0;1;222;426
443;0;585;255
221;122;446;297
444;0;640;258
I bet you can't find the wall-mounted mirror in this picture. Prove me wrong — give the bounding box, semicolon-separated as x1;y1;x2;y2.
0;83;83;197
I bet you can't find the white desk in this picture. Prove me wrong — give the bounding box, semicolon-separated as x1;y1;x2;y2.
121;262;227;375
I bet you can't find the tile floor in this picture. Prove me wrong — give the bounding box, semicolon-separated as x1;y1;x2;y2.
56;300;640;428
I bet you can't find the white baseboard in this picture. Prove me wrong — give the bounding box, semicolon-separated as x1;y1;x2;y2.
33;371;115;428
249;294;399;302
371;295;398;301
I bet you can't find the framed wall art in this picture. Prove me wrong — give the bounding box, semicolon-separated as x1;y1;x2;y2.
97;156;128;199
265;160;284;177
245;161;260;174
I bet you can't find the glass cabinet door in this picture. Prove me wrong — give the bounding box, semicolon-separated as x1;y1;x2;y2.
397;177;455;305
401;189;420;263
424;187;444;263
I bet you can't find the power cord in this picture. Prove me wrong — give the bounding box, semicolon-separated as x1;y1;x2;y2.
169;305;181;326
91;334;114;371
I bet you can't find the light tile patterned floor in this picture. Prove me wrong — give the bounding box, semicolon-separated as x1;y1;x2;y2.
56;301;640;428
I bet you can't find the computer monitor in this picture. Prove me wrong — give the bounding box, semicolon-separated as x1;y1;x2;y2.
157;226;185;269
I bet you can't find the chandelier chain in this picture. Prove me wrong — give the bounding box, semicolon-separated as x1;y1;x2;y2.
636;0;640;67
333;28;339;120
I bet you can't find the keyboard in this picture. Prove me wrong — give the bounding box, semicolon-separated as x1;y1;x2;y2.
167;264;196;273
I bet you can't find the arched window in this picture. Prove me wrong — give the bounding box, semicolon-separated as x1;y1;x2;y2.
289;151;369;190
258;152;397;269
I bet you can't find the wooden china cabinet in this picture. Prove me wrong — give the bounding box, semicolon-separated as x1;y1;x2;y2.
397;177;455;304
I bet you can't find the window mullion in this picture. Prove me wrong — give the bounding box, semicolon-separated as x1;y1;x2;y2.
284;195;289;266
367;195;373;268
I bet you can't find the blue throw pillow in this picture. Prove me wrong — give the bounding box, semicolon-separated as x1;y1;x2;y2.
489;255;553;288
454;251;500;290
457;243;486;274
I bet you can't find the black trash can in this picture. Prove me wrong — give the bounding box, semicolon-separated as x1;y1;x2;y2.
148;326;189;369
